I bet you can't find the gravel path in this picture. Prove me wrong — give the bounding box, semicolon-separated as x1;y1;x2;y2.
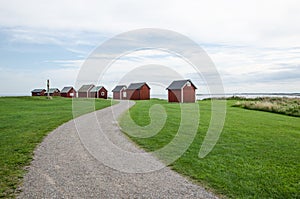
18;100;218;199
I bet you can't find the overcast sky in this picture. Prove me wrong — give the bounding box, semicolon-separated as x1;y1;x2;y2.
0;0;299;96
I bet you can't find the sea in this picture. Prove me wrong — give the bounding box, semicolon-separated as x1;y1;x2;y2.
1;93;300;100
151;93;300;100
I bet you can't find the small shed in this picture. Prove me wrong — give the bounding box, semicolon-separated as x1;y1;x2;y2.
112;85;127;100
45;88;60;96
78;84;95;98
31;89;46;96
90;86;108;99
61;86;77;98
167;80;197;103
126;82;150;100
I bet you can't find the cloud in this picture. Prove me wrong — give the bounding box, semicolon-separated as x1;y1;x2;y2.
0;0;300;47
79;49;197;90
1;0;300;94
47;60;84;68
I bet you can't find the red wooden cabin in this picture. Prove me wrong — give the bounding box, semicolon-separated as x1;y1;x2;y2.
167;80;197;103
78;84;95;98
112;85;127;100
31;89;46;96
126;82;150;100
60;86;77;98
45;88;60;96
89;86;108;99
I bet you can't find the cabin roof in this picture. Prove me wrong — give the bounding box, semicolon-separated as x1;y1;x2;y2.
78;84;94;92
31;88;46;92
90;86;104;92
45;88;60;94
60;86;74;93
127;82;150;90
167;80;197;90
112;85;127;92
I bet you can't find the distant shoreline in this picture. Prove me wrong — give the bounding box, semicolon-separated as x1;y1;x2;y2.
0;93;299;99
196;93;300;100
197;93;300;96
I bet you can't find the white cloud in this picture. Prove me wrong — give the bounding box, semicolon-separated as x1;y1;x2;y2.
47;60;84;68
206;45;300;92
0;0;300;94
81;49;198;92
0;0;300;47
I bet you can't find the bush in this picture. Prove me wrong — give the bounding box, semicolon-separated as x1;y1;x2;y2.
233;97;300;117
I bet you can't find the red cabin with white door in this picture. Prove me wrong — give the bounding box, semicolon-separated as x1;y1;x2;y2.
167;80;197;103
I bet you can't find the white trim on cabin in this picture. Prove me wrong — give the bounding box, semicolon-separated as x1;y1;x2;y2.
180;80;196;103
120;87;126;99
122;89;127;99
181;87;183;103
181;81;189;103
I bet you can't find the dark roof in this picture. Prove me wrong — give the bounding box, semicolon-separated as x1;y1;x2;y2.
90;86;105;92
60;86;74;93
127;82;150;90
167;80;197;90
112;85;127;92
78;84;94;92
45;88;60;94
31;89;46;92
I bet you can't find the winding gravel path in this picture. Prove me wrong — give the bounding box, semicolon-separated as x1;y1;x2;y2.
18;100;218;199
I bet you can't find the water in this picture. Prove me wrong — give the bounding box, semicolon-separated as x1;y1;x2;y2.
151;93;300;100
0;93;29;97
1;93;299;100
197;93;300;100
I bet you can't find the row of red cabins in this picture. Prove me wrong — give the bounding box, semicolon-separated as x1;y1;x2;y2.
112;80;197;103
31;85;108;99
31;80;197;103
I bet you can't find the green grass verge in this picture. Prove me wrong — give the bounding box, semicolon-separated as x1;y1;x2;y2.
119;99;300;198
0;96;116;198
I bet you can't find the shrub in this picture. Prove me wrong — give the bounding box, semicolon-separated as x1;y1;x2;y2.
233;97;300;117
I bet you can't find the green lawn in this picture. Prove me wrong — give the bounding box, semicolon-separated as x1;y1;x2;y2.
119;99;300;198
0;96;116;198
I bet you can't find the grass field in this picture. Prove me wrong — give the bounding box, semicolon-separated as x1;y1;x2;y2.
119;99;300;198
0;96;115;198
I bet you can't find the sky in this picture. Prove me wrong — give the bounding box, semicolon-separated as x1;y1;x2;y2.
0;0;299;96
